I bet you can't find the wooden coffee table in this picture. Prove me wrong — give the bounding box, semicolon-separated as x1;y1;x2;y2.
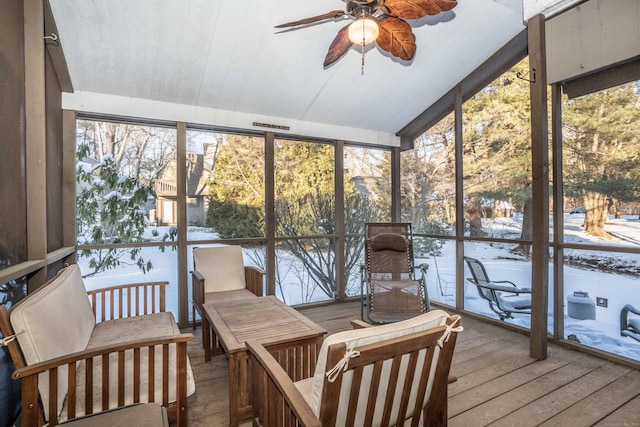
201;296;326;427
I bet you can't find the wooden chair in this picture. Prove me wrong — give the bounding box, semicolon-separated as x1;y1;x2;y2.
0;265;193;427
361;222;430;324
248;309;462;427
463;256;531;320
191;245;265;345
620;304;640;342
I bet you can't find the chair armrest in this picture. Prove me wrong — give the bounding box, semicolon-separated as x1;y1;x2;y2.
86;281;168;321
14;334;193;427
350;320;371;329
621;304;640;332
244;266;265;297
482;281;530;294
191;270;205;310
246;339;321;427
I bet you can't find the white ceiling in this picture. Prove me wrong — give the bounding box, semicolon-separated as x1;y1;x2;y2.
50;0;526;146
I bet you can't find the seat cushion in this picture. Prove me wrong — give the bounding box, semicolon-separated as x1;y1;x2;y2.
60;403;168;427
10;264;95;418
204;288;256;304
59;312;196;420
307;310;452;416
193;245;246;292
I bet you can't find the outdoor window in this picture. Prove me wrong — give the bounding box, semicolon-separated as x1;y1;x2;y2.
343;146;390;297
75;119;179;318
401;112;456;236
463;242;534;328
462;59;532;245
187;130;265;241
274;139;336;304
421;240;456;307
560;80;640;361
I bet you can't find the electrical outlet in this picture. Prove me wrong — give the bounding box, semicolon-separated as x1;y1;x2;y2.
596;297;608;308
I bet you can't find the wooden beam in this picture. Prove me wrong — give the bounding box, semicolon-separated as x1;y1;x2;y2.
454;87;464;311
391;147;401;221
177;122;188;326
551;83;564;340
528;14;549;360
62;109;77;259
24;0;48;290
335;140;346;301
398;30;528;147
562;55;640;99
43;0;72;92
265;132;276;296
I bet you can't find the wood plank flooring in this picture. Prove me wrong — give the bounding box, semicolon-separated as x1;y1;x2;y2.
182;301;640;427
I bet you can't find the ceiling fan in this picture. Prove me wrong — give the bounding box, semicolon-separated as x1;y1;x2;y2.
275;0;458;67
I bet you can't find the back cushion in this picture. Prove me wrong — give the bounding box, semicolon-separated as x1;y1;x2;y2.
193;245;247;292
308;310;452;416
10;264;96;418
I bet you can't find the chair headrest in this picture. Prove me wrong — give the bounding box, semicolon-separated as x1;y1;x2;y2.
370;233;407;252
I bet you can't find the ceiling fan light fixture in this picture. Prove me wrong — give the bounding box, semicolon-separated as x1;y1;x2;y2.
347;16;379;45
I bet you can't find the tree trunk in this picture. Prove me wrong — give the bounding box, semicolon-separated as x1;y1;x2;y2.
583;191;610;237
466;197;487;237
518;198;532;256
608;197;620;219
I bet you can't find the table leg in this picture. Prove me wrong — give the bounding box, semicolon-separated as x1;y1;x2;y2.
229;352;239;427
202;315;211;363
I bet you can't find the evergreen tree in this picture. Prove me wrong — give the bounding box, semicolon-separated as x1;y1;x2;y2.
75;121;176;277
462;59;533;246
563;82;640;236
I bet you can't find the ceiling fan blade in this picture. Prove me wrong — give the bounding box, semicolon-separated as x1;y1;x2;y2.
324;24;353;67
275;10;347;28
376;17;416;61
384;0;458;20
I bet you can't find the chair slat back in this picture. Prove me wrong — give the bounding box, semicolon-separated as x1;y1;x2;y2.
319;316;460;427
365;223;415;280
464;257;496;302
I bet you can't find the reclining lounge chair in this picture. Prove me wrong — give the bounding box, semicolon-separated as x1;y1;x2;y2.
464;256;531;321
361;222;430;324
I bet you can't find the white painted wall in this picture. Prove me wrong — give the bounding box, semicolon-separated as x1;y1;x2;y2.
523;0;584;20
546;0;640;84
62;91;401;147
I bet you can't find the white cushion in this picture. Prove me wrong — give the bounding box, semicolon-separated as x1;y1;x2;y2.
59;312;196;420
204;288;256;303
193;246;247;292
307;309;452;417
10;264;96;418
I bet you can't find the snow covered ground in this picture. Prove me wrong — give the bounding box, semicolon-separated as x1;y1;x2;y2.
79;213;640;362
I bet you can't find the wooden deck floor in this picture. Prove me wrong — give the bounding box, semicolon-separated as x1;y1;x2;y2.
183;301;640;427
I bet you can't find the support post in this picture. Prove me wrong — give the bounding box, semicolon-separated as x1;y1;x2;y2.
528;14;549;360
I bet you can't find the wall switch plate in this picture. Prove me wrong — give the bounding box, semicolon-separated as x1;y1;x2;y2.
596;297;608;308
